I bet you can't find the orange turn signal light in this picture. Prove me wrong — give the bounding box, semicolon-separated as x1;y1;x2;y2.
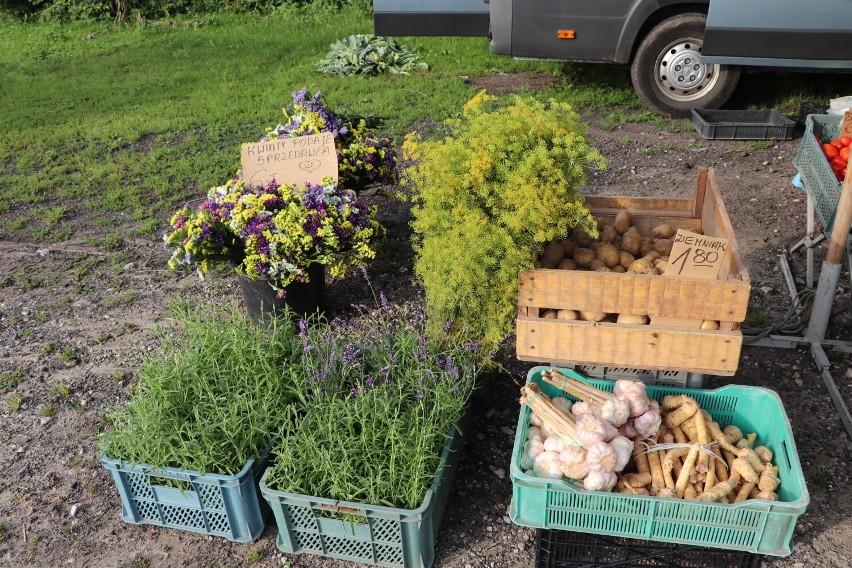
557;30;575;39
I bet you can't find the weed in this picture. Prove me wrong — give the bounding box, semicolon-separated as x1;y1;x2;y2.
747;139;775;152
111;369;130;382
10;491;24;503
136;218;159;236
827;348;847;364
40;341;59;355
61;521;74;534
95;331;112;343
0;368;23;394
101;234;123;251
118;555;150;568
619;135;631;145
87;483;97;495
71;401;86;413
50;380;71;399
246;550;263;564
9;395;25;412
40;403;55;417
25;532;39;561
106;291;139;309
33;311;49;325
14;274;38;289
747;308;770;329
68;457;83;468
736;194;753;204
73;257;100;279
72;283;91;295
58;346;78;364
20;327;34;338
0;520;7;542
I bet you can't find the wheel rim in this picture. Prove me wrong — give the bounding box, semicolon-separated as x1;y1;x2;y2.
655;37;721;102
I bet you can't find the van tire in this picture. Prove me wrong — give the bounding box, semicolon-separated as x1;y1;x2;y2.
631;13;740;118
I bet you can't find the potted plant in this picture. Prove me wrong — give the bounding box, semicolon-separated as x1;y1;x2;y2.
164;176;382;319
259;300;484;567
99;302;301;542
264;87;400;192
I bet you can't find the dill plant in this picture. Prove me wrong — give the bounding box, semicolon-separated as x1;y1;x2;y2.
263;299;481;510
99;301;301;475
403;92;606;350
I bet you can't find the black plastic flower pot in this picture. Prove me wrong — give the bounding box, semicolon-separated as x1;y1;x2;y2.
237;264;326;322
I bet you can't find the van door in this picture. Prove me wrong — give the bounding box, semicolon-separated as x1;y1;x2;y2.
702;0;852;68
373;0;490;37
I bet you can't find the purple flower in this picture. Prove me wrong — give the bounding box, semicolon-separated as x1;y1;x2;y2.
342;344;360;364
379;292;390;311
452;386;460;395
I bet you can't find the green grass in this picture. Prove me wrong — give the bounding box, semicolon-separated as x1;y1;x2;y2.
9;395;25;412
0;368;23;395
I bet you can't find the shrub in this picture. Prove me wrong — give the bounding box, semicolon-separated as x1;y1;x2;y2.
404;92;605;350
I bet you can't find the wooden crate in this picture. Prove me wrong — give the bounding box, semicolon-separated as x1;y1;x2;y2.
516;168;750;376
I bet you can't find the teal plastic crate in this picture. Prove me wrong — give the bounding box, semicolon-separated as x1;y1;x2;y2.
101;452;270;542
509;367;808;557
259;409;471;568
792;114;843;236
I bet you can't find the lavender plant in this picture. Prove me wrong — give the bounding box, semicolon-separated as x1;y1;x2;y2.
263;298;483;510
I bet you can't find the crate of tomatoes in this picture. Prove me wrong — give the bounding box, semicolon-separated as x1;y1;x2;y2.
792;114;851;236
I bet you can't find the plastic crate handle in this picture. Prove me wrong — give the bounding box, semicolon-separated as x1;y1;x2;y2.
317;503;367;516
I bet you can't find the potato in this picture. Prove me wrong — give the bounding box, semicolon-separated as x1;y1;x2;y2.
589;241;604;252
638;237;653;256
558;259;577;270
628;258;657;275
558;309;579;320
617;313;649;325
542;243;564;262
572;226;596;248
620;233;641;256
625;225;639;234
652;224;676;239
600;226;618;243
612;265;627;273
619;251;635;269
655;261;668;274
572;248;596;268
700;320;720;330
596;243;620;268
580;311;607;322
559;239;578;258
654;239;673;256
643;251;661;263
541;309;558;319
594;266;612;272
589;259;607;271
613;210;632;235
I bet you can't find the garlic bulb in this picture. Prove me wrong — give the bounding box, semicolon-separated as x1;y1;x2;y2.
540;419;556;439
521;438;545;470
527;426;543;443
618;420;638;439
601;396;631;427
571;401;603;418
575;414;617;445
633;399;661;438
614;379;650;417
608;435;633;471
533;450;565;479
583;470;617;491
552;396;573;415
586;441;618;472
530;412;543;427
544;435;572;454
559;446;590;480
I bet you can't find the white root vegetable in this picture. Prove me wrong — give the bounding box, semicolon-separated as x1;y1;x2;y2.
533;451;565;479
584;470;618;491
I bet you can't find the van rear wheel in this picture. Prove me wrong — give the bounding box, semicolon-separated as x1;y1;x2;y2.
631;13;740;118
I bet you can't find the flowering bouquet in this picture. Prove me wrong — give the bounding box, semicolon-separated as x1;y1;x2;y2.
263;88;399;191
165;176;381;296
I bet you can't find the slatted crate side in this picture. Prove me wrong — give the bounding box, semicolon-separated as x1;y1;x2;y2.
700;170;750;284
517;270;749;321
515;318;742;376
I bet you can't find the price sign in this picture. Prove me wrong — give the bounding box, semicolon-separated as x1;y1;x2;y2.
240;132;338;189
664;229;730;280
840;110;852;139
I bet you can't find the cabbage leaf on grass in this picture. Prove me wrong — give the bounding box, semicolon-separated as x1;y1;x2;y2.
316;34;428;77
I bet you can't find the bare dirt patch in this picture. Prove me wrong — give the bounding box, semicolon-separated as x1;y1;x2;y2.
1;102;850;567
465;71;561;95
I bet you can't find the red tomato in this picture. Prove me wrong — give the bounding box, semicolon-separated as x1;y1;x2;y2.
814;133;822;144
831;139;845;149
841;168;847;181
840;146;850;161
823;143;840;159
840;136;852;147
831;156;847;170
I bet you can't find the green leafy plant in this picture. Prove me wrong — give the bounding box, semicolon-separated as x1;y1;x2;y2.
9;395;25;412
264;300;482;510
0;368;23;395
99;301;301;475
316;34;428;77
404;92;605;349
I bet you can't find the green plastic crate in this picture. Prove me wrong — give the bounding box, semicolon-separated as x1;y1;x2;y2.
101;452;270;542
259;408;471;568
792;114;843;236
509;367;808;557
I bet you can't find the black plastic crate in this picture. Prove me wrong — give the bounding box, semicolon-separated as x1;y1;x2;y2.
536;529;764;568
691;108;795;140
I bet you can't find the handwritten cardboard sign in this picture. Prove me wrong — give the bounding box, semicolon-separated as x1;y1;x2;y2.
651;229;730;329
663;229;730;280
840;110;852;139
241;132;338;188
